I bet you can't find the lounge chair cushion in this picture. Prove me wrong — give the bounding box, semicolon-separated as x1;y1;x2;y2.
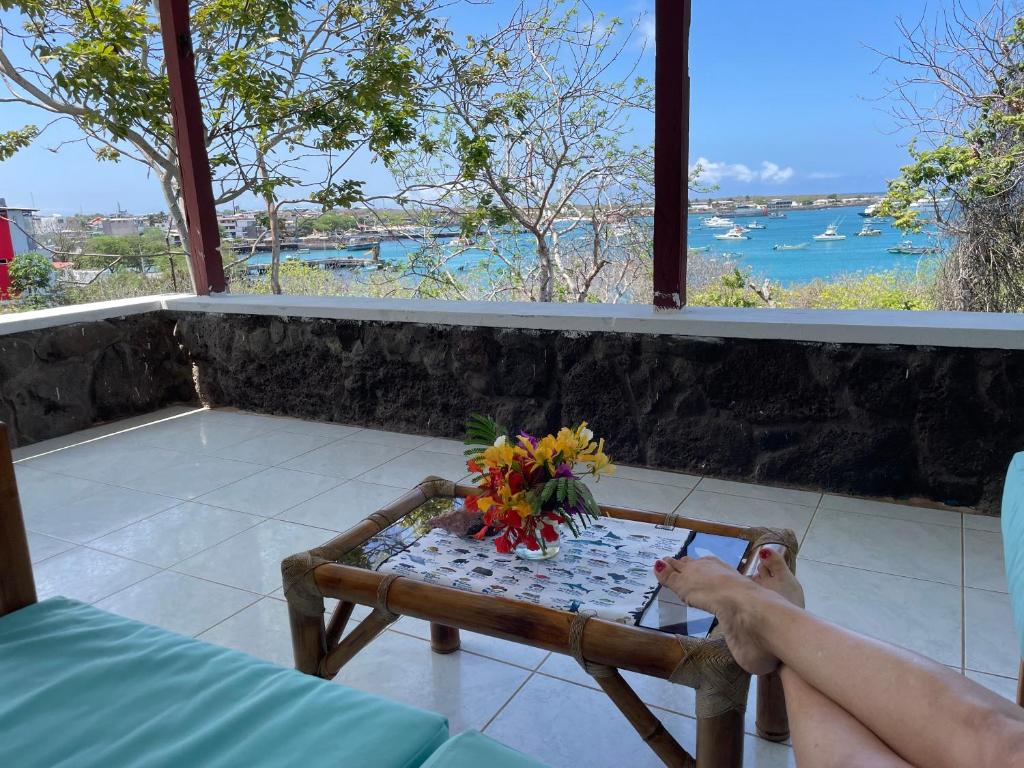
1003;452;1024;656
0;597;448;768
419;730;549;768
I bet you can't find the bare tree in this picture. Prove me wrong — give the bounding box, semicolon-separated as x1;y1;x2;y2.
390;0;654;302
878;1;1024;311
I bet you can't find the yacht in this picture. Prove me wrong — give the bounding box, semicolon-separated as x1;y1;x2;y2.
856;223;882;237
773;243;809;251
702;215;735;228
714;225;750;241
813;223;846;241
746;221;766;230
859;203;882;217
888;241;941;255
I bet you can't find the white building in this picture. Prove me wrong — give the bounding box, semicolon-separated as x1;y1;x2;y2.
101;217;145;236
218;214;259;240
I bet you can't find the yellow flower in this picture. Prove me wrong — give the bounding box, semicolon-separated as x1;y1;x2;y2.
579;437;615;477
483;442;517;467
510;493;535;519
477;495;496;513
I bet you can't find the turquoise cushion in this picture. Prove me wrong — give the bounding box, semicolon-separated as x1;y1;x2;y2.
420;730;549;768
1002;452;1024;657
0;597;448;768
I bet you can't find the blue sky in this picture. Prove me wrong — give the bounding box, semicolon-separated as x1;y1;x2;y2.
0;0;938;214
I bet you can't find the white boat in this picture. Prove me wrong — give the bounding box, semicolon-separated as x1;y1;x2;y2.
773;243;808;251
856;223;882;237
714;225;750;241
813;223;846;241
702;215;735;228
859;203;881;217
746;221;766;230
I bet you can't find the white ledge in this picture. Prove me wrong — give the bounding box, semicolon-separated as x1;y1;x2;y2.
2;293;1023;349
0;295;185;335
162;294;1024;350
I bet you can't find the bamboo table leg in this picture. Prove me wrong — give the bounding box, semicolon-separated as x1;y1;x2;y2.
755;670;789;742
430;622;461;654
695;708;744;768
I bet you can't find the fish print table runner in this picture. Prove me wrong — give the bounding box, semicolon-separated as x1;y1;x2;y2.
377;517;693;624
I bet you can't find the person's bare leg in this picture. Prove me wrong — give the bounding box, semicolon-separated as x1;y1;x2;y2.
780;665;911;768
752;549;909;767
654;553;1024;768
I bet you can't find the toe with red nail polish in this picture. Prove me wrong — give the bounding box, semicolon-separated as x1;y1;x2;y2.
654;560;666;573
759;548;771;560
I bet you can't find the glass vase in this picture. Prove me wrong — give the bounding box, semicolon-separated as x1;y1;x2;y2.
515;527;561;561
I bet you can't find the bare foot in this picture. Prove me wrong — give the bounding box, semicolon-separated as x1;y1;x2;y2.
753;547;804;608
653;549;800;675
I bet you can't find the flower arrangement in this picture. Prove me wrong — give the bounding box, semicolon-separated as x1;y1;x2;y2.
463;414;615;556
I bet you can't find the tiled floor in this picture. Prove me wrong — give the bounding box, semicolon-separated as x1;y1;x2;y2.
13;407;1019;768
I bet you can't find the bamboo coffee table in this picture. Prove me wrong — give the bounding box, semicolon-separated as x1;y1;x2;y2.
282;478;798;768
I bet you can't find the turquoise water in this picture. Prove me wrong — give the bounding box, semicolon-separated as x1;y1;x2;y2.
255;206;942;287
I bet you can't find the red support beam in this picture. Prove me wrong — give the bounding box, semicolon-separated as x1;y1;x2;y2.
157;0;225;295
652;0;690;309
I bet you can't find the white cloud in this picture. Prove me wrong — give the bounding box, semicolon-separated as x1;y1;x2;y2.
690;158;795;185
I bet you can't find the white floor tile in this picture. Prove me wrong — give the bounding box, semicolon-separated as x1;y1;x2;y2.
195;467;341;517
483;673;699;768
207;429;342;466
276;479;409;531
119;454;263;500
964;529;1007;592
334;630;529;733
272;418;363;440
347;429;433;450
418;438;467;455
357;449;470;489
819;495;961;528
965;670;1019;702
96;571;259;637
25;485;178;543
14;465;108;516
174;519;333;594
393;616;550;670
614;466;700;489
963;513;1001;532
197;597;297;667
680;491;815;537
280;440;409;479
798;559;962;666
90;502;261;568
125;418;271;453
21;441;186;485
800;508;962;585
34;547;157;604
26;532;75;563
583;475;690;513
697;478;820;508
965;587;1020;677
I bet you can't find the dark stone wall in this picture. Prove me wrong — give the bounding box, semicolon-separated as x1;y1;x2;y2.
1;315;197;447
173;312;1024;513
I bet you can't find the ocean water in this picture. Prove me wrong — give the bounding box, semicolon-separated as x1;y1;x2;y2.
253;206;942;287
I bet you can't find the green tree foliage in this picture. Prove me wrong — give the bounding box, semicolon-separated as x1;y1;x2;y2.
9;251;52;295
0;0;448;292
880;4;1024;311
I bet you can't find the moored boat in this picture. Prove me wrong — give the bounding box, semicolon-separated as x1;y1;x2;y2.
702;215;735;228
746;221;766;230
856;223;882;237
812;223;846;241
772;243;809;251
714;225;750;241
887;240;941;255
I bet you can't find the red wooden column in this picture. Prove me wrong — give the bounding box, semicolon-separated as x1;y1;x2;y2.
652;0;691;309
157;0;225;295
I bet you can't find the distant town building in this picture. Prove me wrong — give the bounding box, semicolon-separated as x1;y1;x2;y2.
218;213;259;240
767;199;797;210
101;217;145;236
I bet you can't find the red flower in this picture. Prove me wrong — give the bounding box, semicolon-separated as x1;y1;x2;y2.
540;523;559;542
467;459;481;474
